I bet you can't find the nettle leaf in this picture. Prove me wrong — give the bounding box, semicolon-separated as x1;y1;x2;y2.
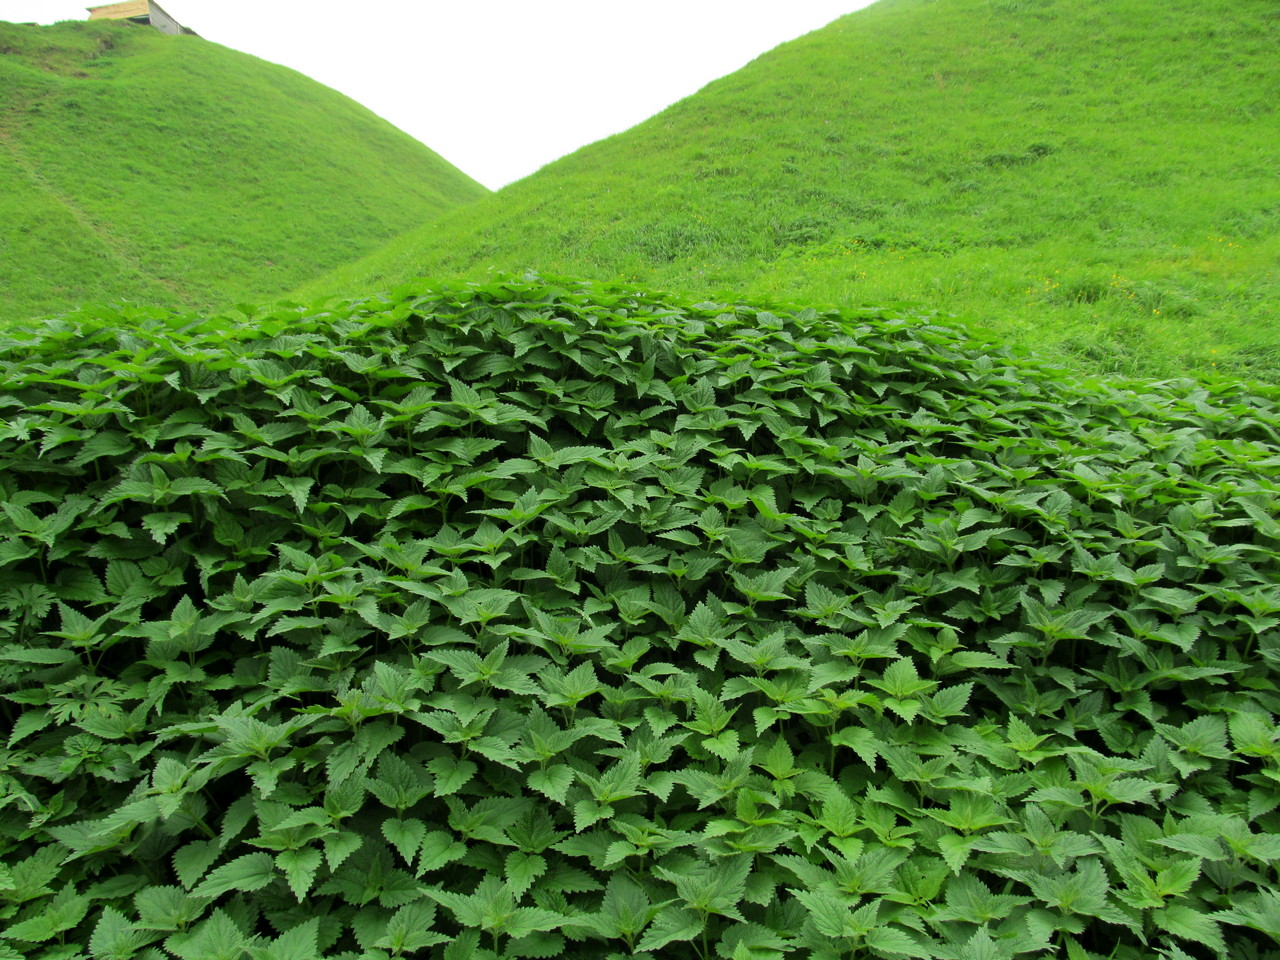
1228;711;1278;758
865;925;939;959
868;658;938;700
376;906;452;956
656;854;751;921
927;682;974;721
1157;715;1231;760
635;905;704;953
502;907;566;941
938;833;978;875
134;885;203;932
505;851;548;898
924;794;1013;834
573;798;613;832
792;888;881;939
576;872;658;942
1216;889;1280;940
274;848;322;902
528;765;576;804
164;909;248;960
89;906;152;960
831;725;881;770
731;566;799;604
172;840;222;891
1153;833;1227;862
382;817;427;866
142;511;191;544
369;752;434;811
418;830;468;874
429;753;478;796
248;918;320;960
1152;903;1226;954
719;921;791;960
426;875;563;940
4;886;91;941
323;830;364;872
191;852;276;899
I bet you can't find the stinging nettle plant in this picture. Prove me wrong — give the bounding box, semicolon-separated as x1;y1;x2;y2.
1;275;1279;960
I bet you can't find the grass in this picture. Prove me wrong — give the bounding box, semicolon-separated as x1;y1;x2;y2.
297;0;1280;381
0;18;488;324
751;233;1280;379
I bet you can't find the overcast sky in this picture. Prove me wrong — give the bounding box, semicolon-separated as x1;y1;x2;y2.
2;1;877;189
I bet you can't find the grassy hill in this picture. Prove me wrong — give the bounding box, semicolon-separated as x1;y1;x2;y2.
300;0;1280;380
0;18;487;323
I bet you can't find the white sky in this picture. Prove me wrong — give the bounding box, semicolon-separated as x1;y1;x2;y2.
2;1;876;189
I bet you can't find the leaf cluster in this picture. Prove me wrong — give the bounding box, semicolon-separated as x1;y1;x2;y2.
2;276;1279;960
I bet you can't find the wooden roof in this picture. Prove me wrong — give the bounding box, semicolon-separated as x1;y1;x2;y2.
87;1;151;21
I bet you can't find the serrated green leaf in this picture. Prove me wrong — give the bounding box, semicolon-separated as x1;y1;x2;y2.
528;765;575;804
172;840;221;891
790;887;855;938
1152;903;1225;954
273;848;322;902
164;908;246;960
248;918;318;960
191;852;275;899
4;887;90;941
322;830;363;871
418;830;468;874
865;925;938;958
373;903;449;954
142;511;190;544
938;833;977;875
429;754;478;796
382;817;427;866
89;906;149;960
505;851;547;898
635;906;703;952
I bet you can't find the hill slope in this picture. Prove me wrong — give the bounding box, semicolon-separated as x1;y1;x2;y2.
0;18;487;322
302;0;1280;379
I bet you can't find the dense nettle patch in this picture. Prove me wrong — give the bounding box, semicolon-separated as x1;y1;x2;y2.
1;277;1278;960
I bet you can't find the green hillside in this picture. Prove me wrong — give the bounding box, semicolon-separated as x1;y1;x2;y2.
0;18;487;323
301;0;1280;380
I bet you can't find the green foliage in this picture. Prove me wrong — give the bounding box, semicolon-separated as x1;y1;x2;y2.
0;19;487;325
299;0;1280;381
2;275;1280;960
